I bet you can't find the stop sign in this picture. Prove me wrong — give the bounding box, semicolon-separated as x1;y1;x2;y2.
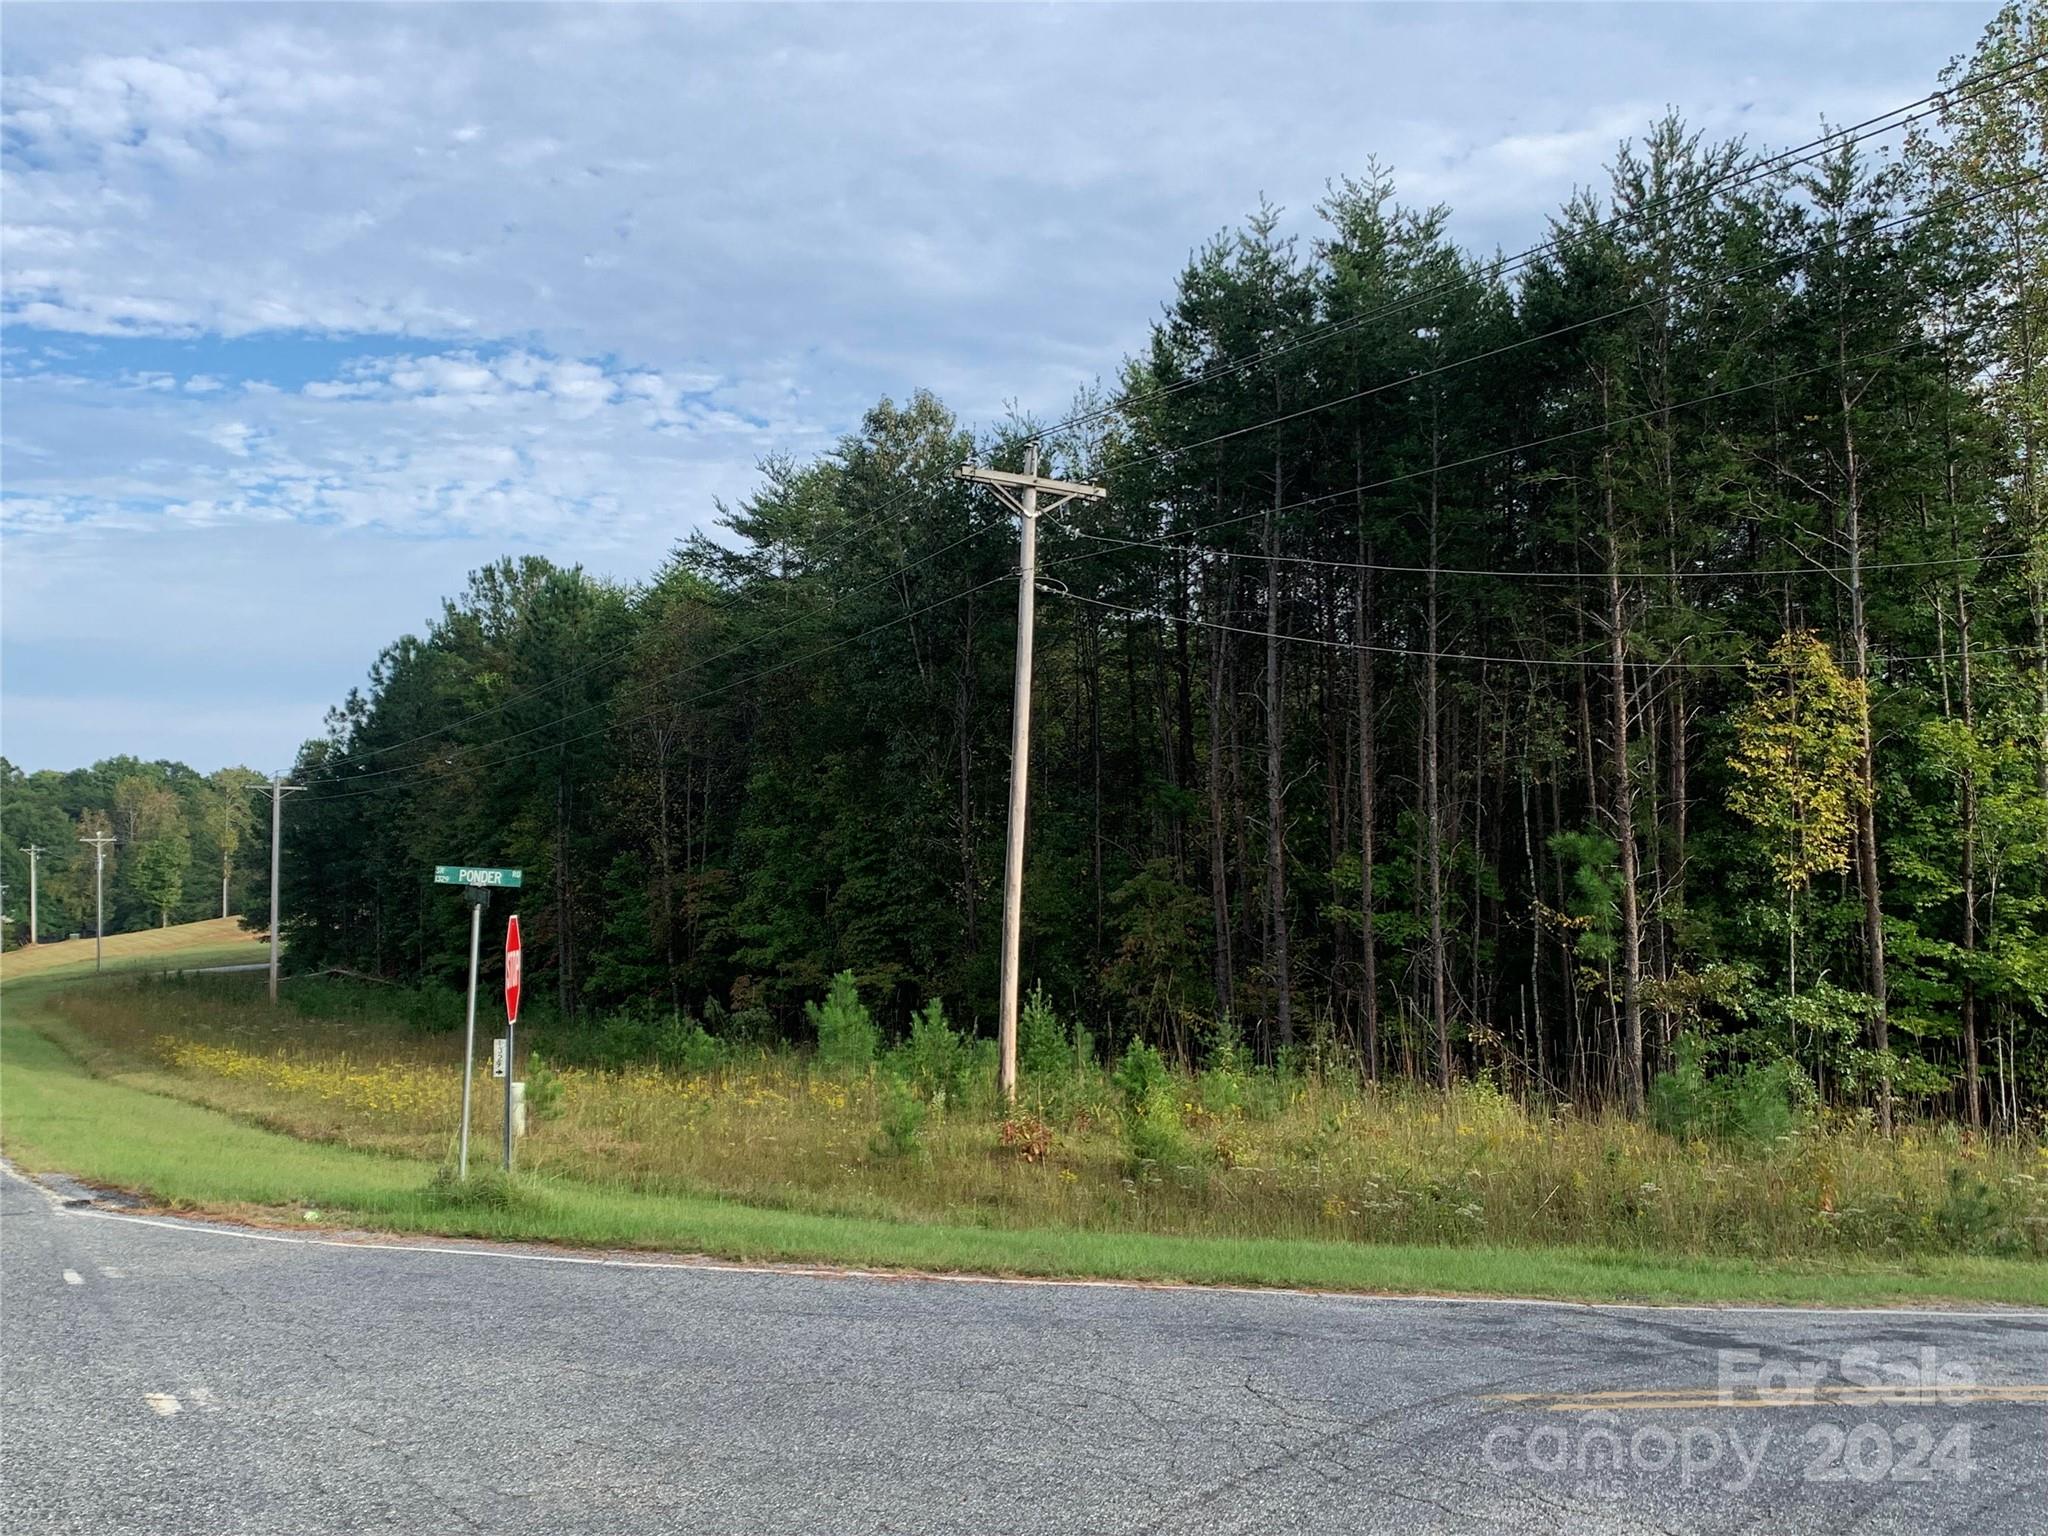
504;914;522;1023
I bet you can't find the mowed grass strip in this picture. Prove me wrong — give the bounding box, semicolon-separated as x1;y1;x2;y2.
3;986;2044;1307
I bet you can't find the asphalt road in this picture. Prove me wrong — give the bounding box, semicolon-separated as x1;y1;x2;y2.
3;1163;2044;1535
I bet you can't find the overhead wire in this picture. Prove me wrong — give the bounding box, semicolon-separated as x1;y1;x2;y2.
1081;164;2046;489
1039;342;1921;579
309;573;1013;803
314;504;1002;778
1043;586;2034;673
1024;46;2047;449
313;460;997;773
304;61;2046;793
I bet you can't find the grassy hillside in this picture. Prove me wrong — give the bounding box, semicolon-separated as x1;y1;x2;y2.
0;917;265;984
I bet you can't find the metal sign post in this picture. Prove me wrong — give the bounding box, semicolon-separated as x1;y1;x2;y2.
503;914;523;1173
436;867;522;1178
456;886;487;1179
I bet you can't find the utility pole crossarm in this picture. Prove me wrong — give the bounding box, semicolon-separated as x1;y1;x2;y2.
958;448;1106;1103
957;462;1108;521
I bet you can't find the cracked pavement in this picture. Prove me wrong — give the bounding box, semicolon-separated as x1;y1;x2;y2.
3;1166;2044;1534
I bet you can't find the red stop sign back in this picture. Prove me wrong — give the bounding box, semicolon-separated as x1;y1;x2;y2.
504;914;522;1023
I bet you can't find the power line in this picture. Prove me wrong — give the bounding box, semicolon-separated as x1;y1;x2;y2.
307;572;1014;804
1089;166;2046;487
317;515;1002;781
1041;340;1920;576
1027;50;2048;449
1043;585;2032;674
1053;531;2035;586
321;527;1000;790
305;60;2047;793
314;468;994;773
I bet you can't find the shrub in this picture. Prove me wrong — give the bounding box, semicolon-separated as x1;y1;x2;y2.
1018;984;1070;1079
425;1165;523;1211
898;997;972;1106
1198;1014;1247;1118
1113;1040;1172;1114
998;1112;1053;1163
1123;1099;1191;1173
871;1081;927;1158
729;1005;776;1047
655;1015;724;1074
1934;1168;2011;1252
807;971;878;1071
1650;1034;1810;1147
1113;1041;1193;1176
523;1051;566;1121
587;1009;660;1069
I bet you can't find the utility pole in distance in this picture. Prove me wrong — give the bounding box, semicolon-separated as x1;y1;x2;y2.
958;445;1105;1100
252;778;304;1003
78;832;115;974
21;845;43;945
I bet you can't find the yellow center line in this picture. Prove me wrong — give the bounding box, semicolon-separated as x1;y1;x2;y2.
1485;1384;2048;1413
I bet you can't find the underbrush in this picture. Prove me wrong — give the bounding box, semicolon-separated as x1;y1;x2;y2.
42;972;2048;1262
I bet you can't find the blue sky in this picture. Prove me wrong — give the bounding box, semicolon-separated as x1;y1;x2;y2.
1;1;2001;773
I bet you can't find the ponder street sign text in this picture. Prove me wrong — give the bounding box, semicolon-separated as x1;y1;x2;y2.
434;866;523;889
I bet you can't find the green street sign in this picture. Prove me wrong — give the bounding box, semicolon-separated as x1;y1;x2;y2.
435;866;524;889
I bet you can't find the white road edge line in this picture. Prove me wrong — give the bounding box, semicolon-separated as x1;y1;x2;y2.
5;1158;2041;1321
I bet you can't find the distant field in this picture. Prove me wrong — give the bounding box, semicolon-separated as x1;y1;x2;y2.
0;917;266;984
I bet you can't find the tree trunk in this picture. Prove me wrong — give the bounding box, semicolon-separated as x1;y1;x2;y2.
1265;444;1293;1053
1425;449;1449;1091
1356;538;1379;1081
555;759;575;1017
1957;576;1982;1132
1602;413;1646;1117
957;622;977;952
1206;571;1234;1022
2007;213;2048;804
1838;327;1891;1135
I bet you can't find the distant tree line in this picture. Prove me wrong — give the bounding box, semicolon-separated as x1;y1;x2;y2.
1;758;267;941
54;9;2048;1126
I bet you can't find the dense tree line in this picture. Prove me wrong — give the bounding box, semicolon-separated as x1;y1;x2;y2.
180;11;2048;1123
1;758;266;941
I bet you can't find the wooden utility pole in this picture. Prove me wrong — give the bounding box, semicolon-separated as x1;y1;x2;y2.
78;832;114;974
20;845;43;945
252;778;304;1003
958;447;1105;1100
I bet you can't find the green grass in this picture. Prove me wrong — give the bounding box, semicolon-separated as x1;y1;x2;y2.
3;978;2044;1306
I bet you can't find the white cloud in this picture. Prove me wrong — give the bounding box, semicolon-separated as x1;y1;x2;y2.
2;340;811;553
204;419;256;456
0;0;2003;770
4;5;1996;403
